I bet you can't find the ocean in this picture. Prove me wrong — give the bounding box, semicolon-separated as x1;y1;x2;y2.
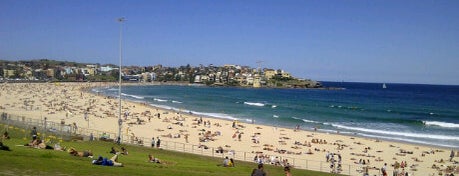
93;82;459;149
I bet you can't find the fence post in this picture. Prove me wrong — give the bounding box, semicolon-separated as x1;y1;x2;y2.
348;164;351;175
320;161;323;172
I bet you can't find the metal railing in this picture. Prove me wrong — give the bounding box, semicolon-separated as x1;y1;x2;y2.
1;112;411;176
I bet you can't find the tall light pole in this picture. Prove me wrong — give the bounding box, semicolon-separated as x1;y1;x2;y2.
117;17;125;144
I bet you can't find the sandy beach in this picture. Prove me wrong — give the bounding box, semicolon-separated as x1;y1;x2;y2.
0;82;457;175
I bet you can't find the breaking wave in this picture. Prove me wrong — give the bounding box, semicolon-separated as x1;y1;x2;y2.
331;124;459;141
423;121;459;128
121;93;145;99
244;102;265;107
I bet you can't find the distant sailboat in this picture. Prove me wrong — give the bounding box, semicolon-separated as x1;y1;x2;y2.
382;83;387;89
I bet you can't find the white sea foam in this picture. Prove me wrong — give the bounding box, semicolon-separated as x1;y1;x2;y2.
91;88;101;93
190;111;238;121
331;124;459;141
291;117;301;120
172;100;183;104
153;98;168;102
121;93;145;99
271;105;277;108
302;119;318;123
423;121;459;128
291;117;319;123
273;115;279;118
244;102;265;107
358;133;459;149
244;118;253;123
149;104;174;110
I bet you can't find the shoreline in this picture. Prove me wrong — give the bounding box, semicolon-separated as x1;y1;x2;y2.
94;82;457;150
1;82;458;175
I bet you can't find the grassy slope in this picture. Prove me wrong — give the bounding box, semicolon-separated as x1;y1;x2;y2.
0;124;339;176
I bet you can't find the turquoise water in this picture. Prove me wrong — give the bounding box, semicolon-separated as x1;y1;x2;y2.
93;82;459;148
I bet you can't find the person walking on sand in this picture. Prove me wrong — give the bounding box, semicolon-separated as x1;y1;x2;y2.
151;137;155;148
381;163;387;176
450;150;455;162
156;137;161;148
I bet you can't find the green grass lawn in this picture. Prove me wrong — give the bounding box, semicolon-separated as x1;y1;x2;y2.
0;124;340;176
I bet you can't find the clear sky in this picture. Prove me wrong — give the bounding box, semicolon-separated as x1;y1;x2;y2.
1;0;458;85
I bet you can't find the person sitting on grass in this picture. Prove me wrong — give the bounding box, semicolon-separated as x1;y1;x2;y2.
148;154;161;163
229;158;235;167
0;142;11;151
109;147;118;154
251;163;267;176
92;154;123;167
222;156;230;167
284;166;292;176
121;146;128;155
2;131;10;140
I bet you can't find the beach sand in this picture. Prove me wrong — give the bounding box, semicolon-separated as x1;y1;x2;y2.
0;82;457;175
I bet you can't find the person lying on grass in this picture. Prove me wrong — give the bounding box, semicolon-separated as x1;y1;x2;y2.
68;148;93;157
25;139;53;149
0;142;11;151
148;154;161;163
92;154;123;167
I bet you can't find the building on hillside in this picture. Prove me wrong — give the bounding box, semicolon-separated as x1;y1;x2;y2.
24;70;34;79
253;74;261;88
64;67;74;75
3;69;15;78
200;75;210;82
45;69;55;78
264;69;276;80
100;66;113;72
281;70;291;78
194;75;202;83
234;73;246;85
141;72;156;82
246;75;254;85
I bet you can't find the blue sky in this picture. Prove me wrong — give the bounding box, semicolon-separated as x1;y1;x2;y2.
1;0;458;85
